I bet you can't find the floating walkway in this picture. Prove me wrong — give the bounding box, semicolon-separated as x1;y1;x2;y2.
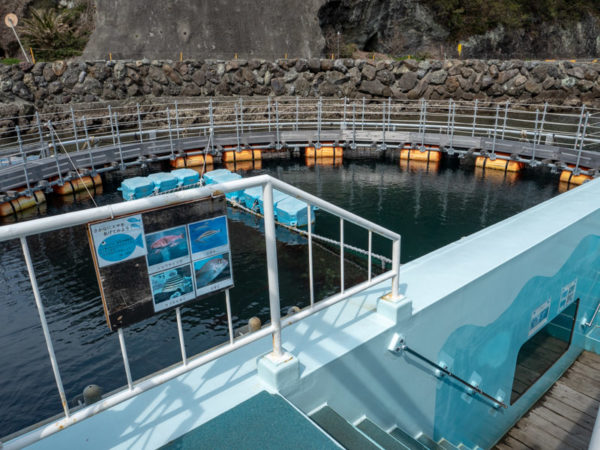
495;350;600;449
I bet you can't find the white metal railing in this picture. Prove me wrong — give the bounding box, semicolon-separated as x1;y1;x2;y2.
0;174;400;448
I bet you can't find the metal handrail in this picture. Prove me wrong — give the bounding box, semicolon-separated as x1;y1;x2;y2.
0;174;401;449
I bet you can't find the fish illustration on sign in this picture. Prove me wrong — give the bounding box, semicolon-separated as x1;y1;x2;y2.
195;257;229;287
151;234;184;253
194;229;219;242
126;217;142;229
98;233;145;262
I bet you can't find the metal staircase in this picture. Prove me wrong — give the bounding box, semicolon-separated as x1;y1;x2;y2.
310;404;478;450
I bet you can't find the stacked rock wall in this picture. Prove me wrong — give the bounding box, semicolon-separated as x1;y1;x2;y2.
1;58;599;121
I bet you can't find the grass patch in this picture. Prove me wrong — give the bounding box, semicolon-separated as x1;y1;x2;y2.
1;58;21;65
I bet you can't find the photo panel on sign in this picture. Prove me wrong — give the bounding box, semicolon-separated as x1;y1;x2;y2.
193;252;234;297
145;225;190;274
150;264;196;312
188;215;230;260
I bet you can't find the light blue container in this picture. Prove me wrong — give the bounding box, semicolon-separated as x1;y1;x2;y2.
171;168;200;187
118;177;154;200
147;172;179;193
276;197;315;227
202;171;243;201
240;187;263;211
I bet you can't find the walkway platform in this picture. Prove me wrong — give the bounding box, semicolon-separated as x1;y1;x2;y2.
495;351;600;449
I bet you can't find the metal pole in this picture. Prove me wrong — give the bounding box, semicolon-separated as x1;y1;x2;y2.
70;107;79;152
387;97;392;131
296;96;300;131
449;102;456;154
117;328;133;390
82;116;95;173
501;100;509;139
340;218;344;293
531;109;539;163
225;289;234;344
420;100;427;149
167;108;174;160
471;99;478;137
262;182;282;357
235;104;241;151
491;104;500;156
175;101;180;139
267;97;271;131
352;103;356;149
48;121;63;185
317;97;322;147
175;307;187;365
574;112;589;174
20;237;70;417
342;97;347;130
367;231;372;281
137;103;143;143
114;112;125;170
574;105;586;151
8;23;30;63
239;97;244;133
446;99;453;135
382;100;386;149
307;204;314;307
361;97;366;131
391;238;400;298
538;102;548;145
275;101;280;150
36;112;46;158
16;126;31;194
108;105;116;146
209;99;215;154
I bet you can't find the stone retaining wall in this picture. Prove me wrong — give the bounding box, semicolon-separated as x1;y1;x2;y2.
1;58;599;120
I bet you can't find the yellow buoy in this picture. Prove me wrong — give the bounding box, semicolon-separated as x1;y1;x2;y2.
400;147;442;163
170;153;214;168
0;190;46;217
305;156;343;168
53;174;102;195
399;159;440;173
559;170;592;186
222;149;262;162
305;145;343;158
224;160;262;172
475;155;523;173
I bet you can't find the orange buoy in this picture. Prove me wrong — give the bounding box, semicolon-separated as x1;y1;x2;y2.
53;174;102;195
305;156;343;168
475;167;519;184
559;170;592;186
222;149;262;163
400;147;442;162
305;145;343;159
170;153;214;168
224;159;262;172
475;154;523;173
54;184;104;206
0;190;46;217
399;158;440;173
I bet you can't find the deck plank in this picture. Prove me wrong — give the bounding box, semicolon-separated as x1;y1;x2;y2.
498;351;600;449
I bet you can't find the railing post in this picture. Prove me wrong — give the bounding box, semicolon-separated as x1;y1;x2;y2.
352;103;356;150
108;105;116;146
175;101;180;139
307;204;314;307
48;121;63;185
381;100;386;150
114;112;125;170
295;96;300;131
420;99;427;150
317;97;322;148
267;97;271;131
573;105;585;152
262;181;282;357
471;99;478;137
367;231;372;281
117;328;133;390
136;103;143;143
501;100;509;139
235;104;241;152
16;126;32;195
275;100;280;150
342;97;347;130
82;116;95;174
574;112;589;175
491;104;500;157
225;289;234;344
167;108;174;160
239;97;244;133
538;102;548;145
531;109;539;164
340;218;345;293
387;97;392;131
391;237;401;298
70;107;79;152
175;307;187;365
361;97;366;131
20;237;70;418
209;99;215;154
36;111;46;158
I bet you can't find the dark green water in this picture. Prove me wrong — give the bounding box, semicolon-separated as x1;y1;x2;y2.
0;158;563;438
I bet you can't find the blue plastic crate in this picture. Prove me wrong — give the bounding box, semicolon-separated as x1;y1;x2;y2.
276;197;314;227
147;172;179;193
240;187;263;211
171;168;200;187
118;177;154;200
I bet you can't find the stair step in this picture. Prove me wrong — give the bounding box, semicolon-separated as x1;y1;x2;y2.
416;432;444;450
389;427;428;450
356;418;410;450
438;438;458;449
310;406;380;450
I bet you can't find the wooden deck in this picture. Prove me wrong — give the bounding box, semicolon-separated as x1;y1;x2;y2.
496;351;600;450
